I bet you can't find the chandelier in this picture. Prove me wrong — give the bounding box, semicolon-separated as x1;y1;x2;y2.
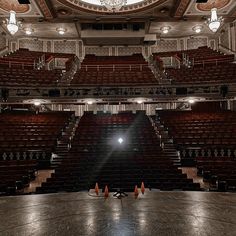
207;8;223;33
100;0;127;12
7;10;20;35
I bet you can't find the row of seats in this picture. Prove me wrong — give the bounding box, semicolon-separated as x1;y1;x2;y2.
154;46;234;66
0;160;37;195
0;67;61;86
165;63;236;84
37;112;200;193
155;110;236;168
196;157;236;191
72;54;157;85
0;112;74;154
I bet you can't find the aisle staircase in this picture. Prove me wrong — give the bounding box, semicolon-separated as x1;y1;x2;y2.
51;117;80;168
149;116;181;166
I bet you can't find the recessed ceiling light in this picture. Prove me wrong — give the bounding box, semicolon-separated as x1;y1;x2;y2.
161;26;171;34
193;25;203;34
24;28;34;35
188;99;195;104
137;100;143;104
34;101;41;106
56;27;66;35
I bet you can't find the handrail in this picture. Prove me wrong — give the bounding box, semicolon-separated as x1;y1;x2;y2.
0;46;8;52
218;44;236;54
0;46;9;57
0;60;34;69
191;55;234;68
81;64;149;71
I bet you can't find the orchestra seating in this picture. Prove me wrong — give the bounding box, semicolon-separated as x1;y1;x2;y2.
0;160;37;195
37;112;200;193
156;110;236;190
0;111;74;161
0;111;74;195
196;157;236;191
71;54;158;86
165;63;236;84
157;110;236;149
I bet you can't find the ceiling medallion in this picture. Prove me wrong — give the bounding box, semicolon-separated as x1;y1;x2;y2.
0;0;29;13
58;0;165;14
197;0;230;12
100;0;127;11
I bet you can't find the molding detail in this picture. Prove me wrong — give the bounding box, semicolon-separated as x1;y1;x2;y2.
57;0;167;15
173;0;191;18
36;0;55;19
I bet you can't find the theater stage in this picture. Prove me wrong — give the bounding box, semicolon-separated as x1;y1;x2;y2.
0;191;235;236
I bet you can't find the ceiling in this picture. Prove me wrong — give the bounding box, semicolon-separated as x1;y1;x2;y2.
0;0;236;44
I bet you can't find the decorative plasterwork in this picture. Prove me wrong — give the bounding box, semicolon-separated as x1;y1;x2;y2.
36;0;55;19
57;0;167;15
197;0;230;12
173;0;191;18
185;0;236;16
0;0;30;13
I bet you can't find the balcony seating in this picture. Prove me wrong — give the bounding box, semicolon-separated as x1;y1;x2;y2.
154;46;234;66
0;67;61;87
37;112;200;193
0;49;77;87
0;48;44;68
165;63;236;84
71;54;157;86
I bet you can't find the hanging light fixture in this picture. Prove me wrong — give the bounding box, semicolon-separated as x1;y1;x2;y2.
100;0;127;12
207;8;223;33
7;10;20;35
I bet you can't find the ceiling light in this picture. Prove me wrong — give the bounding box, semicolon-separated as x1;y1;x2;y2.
161;26;171;34
7;11;20;35
34;101;41;106
188;99;195;104
193;25;203;34
56;27;66;35
207;8;223;33
87;101;93;105
100;0;127;11
137;100;143;104
24;28;34;35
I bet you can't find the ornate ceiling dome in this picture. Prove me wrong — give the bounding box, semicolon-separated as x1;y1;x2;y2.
57;0;166;14
197;0;231;12
0;0;30;13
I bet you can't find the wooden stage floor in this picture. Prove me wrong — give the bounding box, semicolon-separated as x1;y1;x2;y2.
0;191;235;236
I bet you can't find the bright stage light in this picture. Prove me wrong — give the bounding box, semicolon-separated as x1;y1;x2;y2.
118;137;123;144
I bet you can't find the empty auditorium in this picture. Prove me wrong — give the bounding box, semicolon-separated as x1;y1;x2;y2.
0;0;236;235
